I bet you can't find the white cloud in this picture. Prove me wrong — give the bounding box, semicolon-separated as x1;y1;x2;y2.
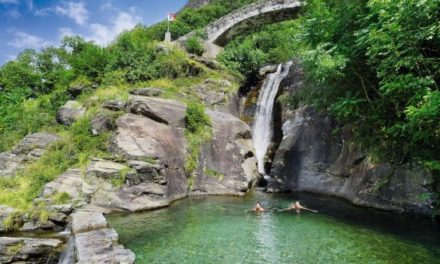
8;32;51;49
58;27;74;40
87;12;140;45
55;2;89;25
0;0;18;4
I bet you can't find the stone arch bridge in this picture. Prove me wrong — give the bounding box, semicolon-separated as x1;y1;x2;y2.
179;0;303;57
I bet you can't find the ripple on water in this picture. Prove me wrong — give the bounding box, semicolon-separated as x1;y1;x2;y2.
107;192;440;264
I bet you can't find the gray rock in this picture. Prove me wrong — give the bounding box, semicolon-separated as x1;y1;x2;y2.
268;105;434;215
192;79;231;107
102;100;126;111
86;158;129;180
0;132;60;178
19;219;57;232
56;100;86;126
42;169;83;199
0;237;62;263
91;113;116;136
111;113;186;162
259;64;278;76
51;204;74;214
127;160;165;186
68;83;90;98
75;228;135;264
129;87;163;97
12;132;60;155
192;110;258;195
71;211;107;234
127;96;187;126
189;54;221;70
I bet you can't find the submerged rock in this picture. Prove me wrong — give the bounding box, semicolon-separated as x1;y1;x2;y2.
56;100;86;126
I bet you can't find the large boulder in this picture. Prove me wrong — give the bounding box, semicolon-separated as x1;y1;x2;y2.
0;132;59;178
71;211;107;234
91;113;116;136
42;169;83;199
0;237;62;263
69;211;135;264
192;110;258;195
56;100;86;126
126;96;187;126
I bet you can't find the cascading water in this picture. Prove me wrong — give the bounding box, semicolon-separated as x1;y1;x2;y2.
252;61;292;177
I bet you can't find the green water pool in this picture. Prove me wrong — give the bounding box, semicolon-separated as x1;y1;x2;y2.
107;192;440;264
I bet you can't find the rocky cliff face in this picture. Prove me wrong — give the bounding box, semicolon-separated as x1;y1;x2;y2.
243;61;434;216
42;91;258;213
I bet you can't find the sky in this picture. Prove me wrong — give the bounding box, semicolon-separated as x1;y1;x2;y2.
0;0;188;65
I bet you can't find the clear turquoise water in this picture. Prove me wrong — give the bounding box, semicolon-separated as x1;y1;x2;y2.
107;192;440;264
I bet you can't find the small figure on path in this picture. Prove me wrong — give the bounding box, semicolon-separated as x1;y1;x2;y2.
280;201;318;214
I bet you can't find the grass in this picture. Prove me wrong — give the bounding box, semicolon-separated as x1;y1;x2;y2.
111;167;133;187
0;117;109;211
6;242;24;255
51;192;71;205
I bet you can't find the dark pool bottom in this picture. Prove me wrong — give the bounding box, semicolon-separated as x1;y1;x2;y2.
107;192;440;264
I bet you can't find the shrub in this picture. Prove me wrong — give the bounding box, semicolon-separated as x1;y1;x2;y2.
185;36;205;56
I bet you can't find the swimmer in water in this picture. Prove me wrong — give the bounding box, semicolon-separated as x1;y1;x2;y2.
280;201;318;214
247;201;267;212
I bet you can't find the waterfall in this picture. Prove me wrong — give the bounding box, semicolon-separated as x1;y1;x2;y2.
58;237;75;264
252;61;292;177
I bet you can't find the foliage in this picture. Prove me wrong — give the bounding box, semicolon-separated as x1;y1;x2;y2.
51;192;71;205
0;117;109;210
2;211;24;231
184;102;212;181
185;36;205;56
219;21;302;75
185;101;211;133
292;0;440;214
